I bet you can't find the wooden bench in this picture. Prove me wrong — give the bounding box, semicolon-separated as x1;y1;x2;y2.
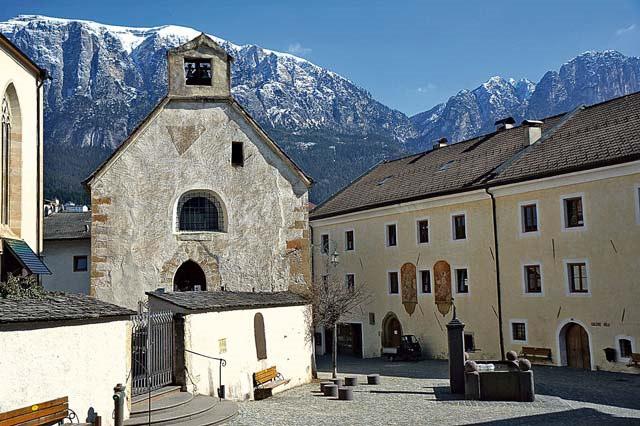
253;366;290;400
521;347;552;361
628;353;640;367
0;397;71;426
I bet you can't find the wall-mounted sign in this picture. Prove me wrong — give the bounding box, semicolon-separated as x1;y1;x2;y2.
401;262;418;315
434;260;452;316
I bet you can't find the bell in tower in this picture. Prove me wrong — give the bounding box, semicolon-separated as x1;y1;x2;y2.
167;33;233;98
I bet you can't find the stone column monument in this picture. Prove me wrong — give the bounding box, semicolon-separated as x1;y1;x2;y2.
446;305;465;394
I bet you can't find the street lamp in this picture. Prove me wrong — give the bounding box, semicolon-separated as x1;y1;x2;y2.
330;249;340;267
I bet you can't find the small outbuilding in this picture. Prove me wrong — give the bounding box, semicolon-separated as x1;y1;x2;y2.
0;293;135;425
147;290;313;401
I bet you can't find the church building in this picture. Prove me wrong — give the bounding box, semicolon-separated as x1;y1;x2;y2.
84;34;313;309
0;34;50;280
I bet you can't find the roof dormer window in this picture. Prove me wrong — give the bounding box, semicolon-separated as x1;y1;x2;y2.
184;58;212;86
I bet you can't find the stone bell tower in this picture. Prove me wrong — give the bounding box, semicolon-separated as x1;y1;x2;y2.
167;33;233;98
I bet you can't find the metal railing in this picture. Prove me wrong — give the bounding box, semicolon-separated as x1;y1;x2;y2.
185;349;227;399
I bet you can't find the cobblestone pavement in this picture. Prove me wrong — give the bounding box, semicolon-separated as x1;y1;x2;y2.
229;356;640;425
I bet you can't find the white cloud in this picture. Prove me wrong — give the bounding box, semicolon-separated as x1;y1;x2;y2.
287;42;312;57
417;82;437;93
616;23;636;36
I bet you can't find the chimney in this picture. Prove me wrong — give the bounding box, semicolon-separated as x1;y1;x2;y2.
494;117;515;131
522;120;543;145
432;137;448;150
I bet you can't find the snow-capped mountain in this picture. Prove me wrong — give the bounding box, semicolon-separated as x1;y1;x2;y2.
0;15;414;201
410;51;640;148
411;77;535;146
3;15;640;203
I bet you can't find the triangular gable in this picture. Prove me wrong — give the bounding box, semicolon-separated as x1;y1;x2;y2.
84;97;312;188
170;33;233;62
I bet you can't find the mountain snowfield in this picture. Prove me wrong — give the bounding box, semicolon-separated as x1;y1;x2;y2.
2;15;640;202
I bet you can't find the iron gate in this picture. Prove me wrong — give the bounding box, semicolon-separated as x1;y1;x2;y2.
131;310;174;396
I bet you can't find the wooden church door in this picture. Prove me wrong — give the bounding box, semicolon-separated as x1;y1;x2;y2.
566;323;591;369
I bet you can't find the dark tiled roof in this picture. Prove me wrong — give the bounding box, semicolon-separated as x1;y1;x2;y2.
311;116;563;219
311;91;640;220
44;212;91;240
0;293;135;324
489;93;640;185
147;290;308;312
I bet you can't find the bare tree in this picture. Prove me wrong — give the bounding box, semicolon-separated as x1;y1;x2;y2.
308;263;372;378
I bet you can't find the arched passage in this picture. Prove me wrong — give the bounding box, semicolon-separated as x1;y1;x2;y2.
558;321;592;369
173;260;206;292
381;312;402;348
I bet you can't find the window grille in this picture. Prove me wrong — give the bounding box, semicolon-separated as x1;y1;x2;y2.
177;191;224;232
619;339;632;358
512;322;527;341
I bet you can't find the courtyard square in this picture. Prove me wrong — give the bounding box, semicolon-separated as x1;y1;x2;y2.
230;356;640;425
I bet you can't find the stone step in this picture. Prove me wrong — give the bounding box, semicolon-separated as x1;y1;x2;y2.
131;385;182;405
124;395;217;426
160;400;238;426
131;391;194;415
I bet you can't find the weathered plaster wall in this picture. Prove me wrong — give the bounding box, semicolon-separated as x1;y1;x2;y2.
0;320;131;425
90;100;309;309
183;304;313;400
42;239;91;294
0;45;43;252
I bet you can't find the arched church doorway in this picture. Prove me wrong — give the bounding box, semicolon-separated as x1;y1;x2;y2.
382;312;402;348
559;322;591;369
173;260;206;292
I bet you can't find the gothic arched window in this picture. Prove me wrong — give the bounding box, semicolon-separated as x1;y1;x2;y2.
1;97;10;225
176;190;225;232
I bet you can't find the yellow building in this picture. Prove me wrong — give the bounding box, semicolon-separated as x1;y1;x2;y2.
0;34;49;279
310;93;640;372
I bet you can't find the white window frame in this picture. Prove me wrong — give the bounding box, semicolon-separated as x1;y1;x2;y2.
418;268;432;295
518;200;540;237
387;270;400;295
635;184;640;225
509;319;528;344
453;266;470;296
415;216;431;245
521;262;544;296
345;273;356;291
451;211;467;241
563;258;591;296
385;222;398;248
615;335;636;363
561;193;587;231
344;228;355;252
320;233;330;255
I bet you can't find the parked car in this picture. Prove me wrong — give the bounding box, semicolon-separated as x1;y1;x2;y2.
382;335;422;361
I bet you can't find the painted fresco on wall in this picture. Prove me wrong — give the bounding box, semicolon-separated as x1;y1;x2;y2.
400;262;417;316
434;260;452;316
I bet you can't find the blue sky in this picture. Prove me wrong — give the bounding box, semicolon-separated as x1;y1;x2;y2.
2;0;640;115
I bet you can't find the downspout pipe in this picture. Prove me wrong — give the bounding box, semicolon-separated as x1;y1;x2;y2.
485;187;505;360
35;70;49;287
